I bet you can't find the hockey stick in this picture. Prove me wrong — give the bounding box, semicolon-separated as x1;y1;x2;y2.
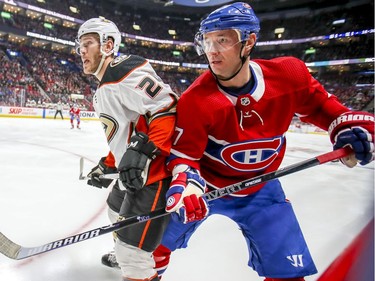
78;157;118;180
0;147;352;260
78;157;85;180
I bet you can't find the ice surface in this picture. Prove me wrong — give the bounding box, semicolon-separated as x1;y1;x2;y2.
0;118;373;281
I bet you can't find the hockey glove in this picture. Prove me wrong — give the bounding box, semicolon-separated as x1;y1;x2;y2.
166;168;208;224
118;132;160;192
87;156;117;188
329;111;374;167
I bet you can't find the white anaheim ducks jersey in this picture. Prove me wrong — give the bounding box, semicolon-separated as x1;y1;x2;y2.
93;54;178;184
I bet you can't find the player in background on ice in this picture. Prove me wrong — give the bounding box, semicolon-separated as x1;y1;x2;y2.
69;104;81;129
152;2;375;281
76;18;178;281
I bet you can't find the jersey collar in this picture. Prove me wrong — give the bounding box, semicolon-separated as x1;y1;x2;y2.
217;61;265;102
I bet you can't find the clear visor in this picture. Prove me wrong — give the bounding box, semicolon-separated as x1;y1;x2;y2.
75;38;100;55
195;29;242;56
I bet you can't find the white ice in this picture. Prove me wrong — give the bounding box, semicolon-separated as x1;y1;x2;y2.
0;118;373;281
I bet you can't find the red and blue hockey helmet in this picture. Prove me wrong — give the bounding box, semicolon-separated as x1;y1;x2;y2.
195;2;260;56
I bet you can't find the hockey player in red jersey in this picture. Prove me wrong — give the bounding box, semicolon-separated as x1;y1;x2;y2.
76;18;178;281
153;2;375;281
69;104;81;129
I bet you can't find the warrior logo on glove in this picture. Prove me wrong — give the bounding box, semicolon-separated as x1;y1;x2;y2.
329;111;375;168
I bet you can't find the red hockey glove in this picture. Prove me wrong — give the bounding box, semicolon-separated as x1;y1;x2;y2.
166;168;208;224
328;111;374;167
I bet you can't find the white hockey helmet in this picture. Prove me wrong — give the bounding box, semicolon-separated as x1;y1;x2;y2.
76;18;121;55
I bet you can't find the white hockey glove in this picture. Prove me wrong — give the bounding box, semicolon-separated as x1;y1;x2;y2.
118;132;160;193
165;166;208;224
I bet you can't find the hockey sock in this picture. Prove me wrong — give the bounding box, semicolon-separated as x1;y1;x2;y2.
153;244;171;278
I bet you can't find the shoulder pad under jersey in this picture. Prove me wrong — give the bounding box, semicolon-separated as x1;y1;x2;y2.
100;55;147;85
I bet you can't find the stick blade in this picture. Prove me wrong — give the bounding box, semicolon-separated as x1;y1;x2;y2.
0;232;21;260
79;157;85;180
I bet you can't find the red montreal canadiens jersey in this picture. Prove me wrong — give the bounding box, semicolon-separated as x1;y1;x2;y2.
70;107;80;116
167;56;349;196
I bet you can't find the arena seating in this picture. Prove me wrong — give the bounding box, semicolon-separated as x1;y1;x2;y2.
0;0;373;111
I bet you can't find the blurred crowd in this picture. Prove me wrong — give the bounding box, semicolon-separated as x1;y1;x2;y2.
14;0;375;42
0;0;373;112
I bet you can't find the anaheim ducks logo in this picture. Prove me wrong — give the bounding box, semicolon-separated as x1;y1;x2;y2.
99;113;119;144
110;55;130;67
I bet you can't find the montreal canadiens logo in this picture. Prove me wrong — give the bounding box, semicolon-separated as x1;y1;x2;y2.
167;197;175;207
220;137;283;171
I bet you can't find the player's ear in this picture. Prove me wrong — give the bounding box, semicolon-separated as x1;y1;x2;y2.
244;33;257;55
105;38;114;53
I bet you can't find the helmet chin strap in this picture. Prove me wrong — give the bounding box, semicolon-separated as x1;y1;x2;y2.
207;43;248;82
93;47;114;77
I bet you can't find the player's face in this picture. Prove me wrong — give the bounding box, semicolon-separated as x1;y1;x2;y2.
78;34;102;75
203;30;243;79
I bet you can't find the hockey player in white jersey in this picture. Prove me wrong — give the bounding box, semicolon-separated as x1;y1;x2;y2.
76;18;178;281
